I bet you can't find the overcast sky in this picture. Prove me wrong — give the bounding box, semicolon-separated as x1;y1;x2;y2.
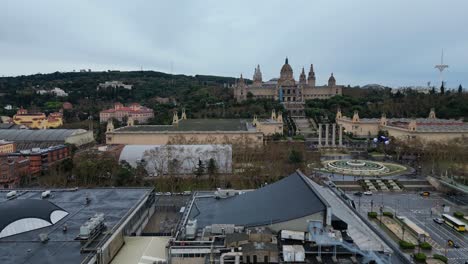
1;0;467;87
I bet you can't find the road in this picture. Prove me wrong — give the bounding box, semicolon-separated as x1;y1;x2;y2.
352;191;468;264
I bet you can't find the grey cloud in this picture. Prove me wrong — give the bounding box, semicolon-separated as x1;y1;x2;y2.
0;0;467;87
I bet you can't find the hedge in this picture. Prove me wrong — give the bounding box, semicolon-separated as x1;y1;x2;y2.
413;253;426;263
420;241;432;250
368;212;378;218
383;211;394;218
399;240;416;249
453;211;464;218
433;254;448;263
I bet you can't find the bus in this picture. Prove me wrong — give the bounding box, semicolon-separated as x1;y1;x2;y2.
442;214;466;232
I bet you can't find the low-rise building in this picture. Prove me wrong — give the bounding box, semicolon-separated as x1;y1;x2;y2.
105;109;282;146
99;102;154;124
97;81;133;90
0;128;94;150
8;145;71;175
37;87;69;97
0;140;16;154
336;108;468;142
12;107;63;129
0;156;29;189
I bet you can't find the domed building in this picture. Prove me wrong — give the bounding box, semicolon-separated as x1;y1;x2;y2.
234;58;344;116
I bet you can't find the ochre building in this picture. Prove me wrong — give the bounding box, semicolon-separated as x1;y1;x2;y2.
12;108;63;129
336;108;468;142
234;58;344;116
106;109;283;146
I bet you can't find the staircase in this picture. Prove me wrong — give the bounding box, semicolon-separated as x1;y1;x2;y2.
293;117;315;137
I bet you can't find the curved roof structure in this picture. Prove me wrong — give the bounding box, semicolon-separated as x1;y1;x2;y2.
189;171;329;228
0;129;86;142
0;199;68;238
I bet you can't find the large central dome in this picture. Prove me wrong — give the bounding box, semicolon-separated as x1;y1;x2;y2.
279;57;295;85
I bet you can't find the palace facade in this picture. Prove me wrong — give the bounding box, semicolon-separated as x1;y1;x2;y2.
234;58;344;115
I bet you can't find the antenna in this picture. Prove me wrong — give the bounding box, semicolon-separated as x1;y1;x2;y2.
434;49;448;88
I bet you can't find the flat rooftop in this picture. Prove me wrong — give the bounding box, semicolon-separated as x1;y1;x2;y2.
0;188;152;264
187;172;328;229
115;119;249;132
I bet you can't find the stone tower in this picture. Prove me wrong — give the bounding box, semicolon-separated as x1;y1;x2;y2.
299;67;306;85
307;64;316;87
408;120;417;131
127;116;134;127
181;108;187;120
277;111;283;123
380;113;387;126
271;109;277;120
106;120;114;132
428;108;436;119
253;65;262;85
172;111;179;125
352;110;360;123
336;108;342;119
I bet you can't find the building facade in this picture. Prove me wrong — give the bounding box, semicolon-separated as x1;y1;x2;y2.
0;140;16;154
234;58;343;115
99;103;154;124
8;145;71;175
105;109;282;146
336;108;468;142
0;156;30;189
12;107;63;129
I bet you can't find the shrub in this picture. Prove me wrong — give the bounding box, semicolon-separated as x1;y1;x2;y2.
413;252;426;263
383;211;394;218
453;211;464;218
433;254;448;263
368;212;378;218
292;134;305;141
420;241;432;250
399;240;415;249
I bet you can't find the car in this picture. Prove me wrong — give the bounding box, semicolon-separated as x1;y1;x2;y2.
420;191;430;196
363;191;373;196
353;192;363;196
164;192;172;196
433;218;444;224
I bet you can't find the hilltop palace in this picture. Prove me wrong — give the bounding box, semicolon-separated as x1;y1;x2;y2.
234;58;344;116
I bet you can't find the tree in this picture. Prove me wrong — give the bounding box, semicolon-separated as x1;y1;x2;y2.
207;158;218;177
194;159;205;177
459;84;463;94
288;149;303;164
440;82;445;95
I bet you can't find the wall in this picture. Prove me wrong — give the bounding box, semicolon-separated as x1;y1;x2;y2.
336;118;380;137
107;132;264;146
383;126;467;142
256;122;283;136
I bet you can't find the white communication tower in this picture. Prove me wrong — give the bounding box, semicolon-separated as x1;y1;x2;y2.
434;49;448;87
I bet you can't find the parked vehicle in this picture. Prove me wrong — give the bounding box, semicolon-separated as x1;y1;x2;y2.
353;192;363;196
420;191;430;197
433;218;444;224
363;191;373;196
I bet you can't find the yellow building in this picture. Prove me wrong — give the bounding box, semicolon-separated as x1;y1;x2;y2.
12;108;63;129
106;109;283;146
0;140;16;154
336;108;468;142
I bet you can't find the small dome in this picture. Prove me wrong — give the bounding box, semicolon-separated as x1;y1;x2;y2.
329;73;336;82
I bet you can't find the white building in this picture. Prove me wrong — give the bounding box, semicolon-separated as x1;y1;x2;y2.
36;87;68;97
97;81;133;91
118;144;233;176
